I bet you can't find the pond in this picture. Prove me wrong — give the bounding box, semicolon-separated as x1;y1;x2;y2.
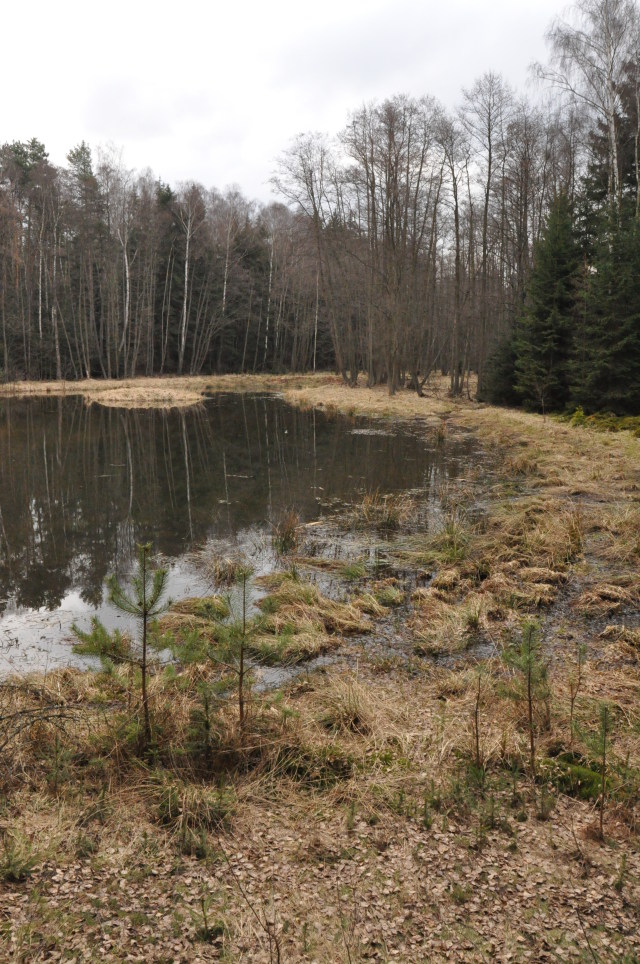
0;393;479;673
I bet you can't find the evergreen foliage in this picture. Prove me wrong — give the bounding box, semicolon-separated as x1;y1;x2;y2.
503;620;550;780
481;335;520;406
72;543;169;752
572;218;640;414
514;193;581;413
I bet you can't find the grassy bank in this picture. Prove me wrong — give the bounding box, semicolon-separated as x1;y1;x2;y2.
1;375;639;962
0;373;337;409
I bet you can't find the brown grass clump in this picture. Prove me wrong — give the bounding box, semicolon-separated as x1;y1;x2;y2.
504;451;540;476
250;572;371;664
210;556;245;586
599;624;640;661
155;595;230;638
249;624;334;665
309;675;392;737
169;595;230;620
342;489;415;532
431;567;461;591
410;590;491;656
574;581;639;616
598;505;640;563
480;498;583;570
600;624;640;648
352;592;389;617
271;509;302;555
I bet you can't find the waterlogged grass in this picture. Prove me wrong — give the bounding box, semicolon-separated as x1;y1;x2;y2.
250;571;372;664
2;377;640;960
341;489;415;532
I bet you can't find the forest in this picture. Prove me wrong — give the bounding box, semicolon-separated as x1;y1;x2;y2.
1;0;640;413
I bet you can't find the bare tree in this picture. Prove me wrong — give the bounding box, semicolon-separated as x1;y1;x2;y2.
536;0;638;209
461;73;514;392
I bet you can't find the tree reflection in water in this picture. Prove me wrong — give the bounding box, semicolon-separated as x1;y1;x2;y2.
0;393;477;668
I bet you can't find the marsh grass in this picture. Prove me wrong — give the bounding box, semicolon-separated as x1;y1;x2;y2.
271;509;302;555
574;581;639;617
3;378;640;960
250;572;371;664
167;595;230;622
342;489;415;532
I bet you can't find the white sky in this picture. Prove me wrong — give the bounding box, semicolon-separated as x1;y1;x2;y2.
3;0;567;202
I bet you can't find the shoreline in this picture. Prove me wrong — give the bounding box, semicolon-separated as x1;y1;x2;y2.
1;375;639;961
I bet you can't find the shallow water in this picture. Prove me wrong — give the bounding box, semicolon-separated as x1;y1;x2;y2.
0;393;479;673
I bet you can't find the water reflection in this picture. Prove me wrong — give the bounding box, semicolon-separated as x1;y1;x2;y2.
0;393;477;669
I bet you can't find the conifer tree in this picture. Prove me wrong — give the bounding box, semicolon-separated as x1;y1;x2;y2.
572;218;640;414
514;193;581;413
72;543;168;753
504;620;550;780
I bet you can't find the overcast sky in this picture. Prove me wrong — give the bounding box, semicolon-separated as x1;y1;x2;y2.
3;0;567;202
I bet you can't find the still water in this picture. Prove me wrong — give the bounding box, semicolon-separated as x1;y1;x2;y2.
0;393;477;672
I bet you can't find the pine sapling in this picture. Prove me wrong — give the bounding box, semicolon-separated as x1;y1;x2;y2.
107;543;169;751
238;567;248;728
73;543;168;753
597;704;609;841
473;669;483;773
504;620;550;782
574;702;613;841
166;560;254;734
568;642;586;747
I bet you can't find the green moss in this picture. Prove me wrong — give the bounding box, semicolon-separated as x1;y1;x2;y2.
565;407;640;436
374;584;404;607
544;753;603;801
340;560;367;581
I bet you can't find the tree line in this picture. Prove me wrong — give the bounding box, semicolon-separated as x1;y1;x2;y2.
1;0;639;413
0;140;330;380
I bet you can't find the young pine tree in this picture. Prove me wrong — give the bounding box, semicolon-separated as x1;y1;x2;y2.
504;620;550;781
167;562;254;732
73;543;169;753
514;192;581;414
577;702;611;841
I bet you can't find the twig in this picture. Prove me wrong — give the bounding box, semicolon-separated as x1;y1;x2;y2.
575;902;599;963
216;836;282;963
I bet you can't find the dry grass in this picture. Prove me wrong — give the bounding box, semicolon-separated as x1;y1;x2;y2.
155;595;230;637
0;372;340;410
250;572;371;665
3;373;640;959
1;634;639;961
574;581;639;616
341;489;415;532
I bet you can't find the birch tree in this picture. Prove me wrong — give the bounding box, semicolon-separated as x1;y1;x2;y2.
536;0;638;210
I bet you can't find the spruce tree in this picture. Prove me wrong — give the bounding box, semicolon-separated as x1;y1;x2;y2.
514;193;581;413
572;218;640;414
481;335;520;406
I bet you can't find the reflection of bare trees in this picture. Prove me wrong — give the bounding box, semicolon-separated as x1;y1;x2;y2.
0;395;477;614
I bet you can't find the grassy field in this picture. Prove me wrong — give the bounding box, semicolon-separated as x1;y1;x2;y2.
1;373;639;962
